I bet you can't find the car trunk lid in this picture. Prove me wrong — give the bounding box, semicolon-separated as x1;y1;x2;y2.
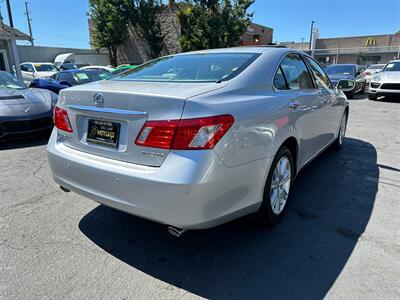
58;80;227;167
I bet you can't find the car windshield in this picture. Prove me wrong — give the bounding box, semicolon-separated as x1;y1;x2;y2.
0;72;26;89
34;64;58;72
73;70;111;84
382;61;400;72
111;53;259;83
325;65;355;76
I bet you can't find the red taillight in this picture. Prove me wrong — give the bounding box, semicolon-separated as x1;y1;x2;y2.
364;71;371;76
135;115;234;150
54;106;73;133
136;119;179;149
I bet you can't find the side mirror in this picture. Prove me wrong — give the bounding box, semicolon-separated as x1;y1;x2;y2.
337;79;355;92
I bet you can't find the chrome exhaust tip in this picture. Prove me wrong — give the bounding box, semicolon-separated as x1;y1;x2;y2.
167;226;186;237
60;186;70;193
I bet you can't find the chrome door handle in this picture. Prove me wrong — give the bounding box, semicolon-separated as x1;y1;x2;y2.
288;101;300;109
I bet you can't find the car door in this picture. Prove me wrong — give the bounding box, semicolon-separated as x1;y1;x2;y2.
304;56;341;145
276;53;327;165
21;63;35;84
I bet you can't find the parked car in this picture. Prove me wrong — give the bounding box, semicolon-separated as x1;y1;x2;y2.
325;64;366;98
111;65;138;76
20;62;59;85
363;64;386;84
0;71;57;140
368;60;400;100
47;47;351;235
29;69;111;94
29;78;71;94
58;62;78;70
80;65;115;73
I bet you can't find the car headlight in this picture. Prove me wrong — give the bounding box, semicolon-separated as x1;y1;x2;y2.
371;74;381;82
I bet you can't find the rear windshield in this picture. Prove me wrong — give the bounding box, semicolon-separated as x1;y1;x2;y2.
34;64;58;72
382;62;400;72
73;71;110;84
111;53;259;83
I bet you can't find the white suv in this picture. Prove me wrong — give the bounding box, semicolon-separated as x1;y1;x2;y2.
20;62;59;84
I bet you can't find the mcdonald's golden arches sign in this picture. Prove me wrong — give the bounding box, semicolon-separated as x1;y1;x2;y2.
366;37;377;46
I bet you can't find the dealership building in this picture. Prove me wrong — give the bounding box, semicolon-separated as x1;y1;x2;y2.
281;32;400;66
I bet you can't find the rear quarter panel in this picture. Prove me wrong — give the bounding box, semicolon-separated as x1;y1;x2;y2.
183;86;298;168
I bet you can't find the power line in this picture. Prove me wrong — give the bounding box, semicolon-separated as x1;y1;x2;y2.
24;1;34;46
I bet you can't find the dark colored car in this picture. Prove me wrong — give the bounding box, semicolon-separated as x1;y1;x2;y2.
0;71;57;141
325;64;366;98
29;69;111;94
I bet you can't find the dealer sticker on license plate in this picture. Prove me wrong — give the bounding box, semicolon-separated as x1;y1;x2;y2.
87;119;120;148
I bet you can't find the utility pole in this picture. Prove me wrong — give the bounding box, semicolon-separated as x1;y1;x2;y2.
24;1;34;46
336;42;340;64
308;21;315;53
5;0;14;27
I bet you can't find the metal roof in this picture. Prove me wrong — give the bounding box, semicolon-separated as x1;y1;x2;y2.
0;23;32;41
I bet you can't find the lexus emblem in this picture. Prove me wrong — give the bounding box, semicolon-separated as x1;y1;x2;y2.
93;93;104;107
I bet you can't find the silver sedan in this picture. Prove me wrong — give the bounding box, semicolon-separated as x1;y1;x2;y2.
47;47;351;234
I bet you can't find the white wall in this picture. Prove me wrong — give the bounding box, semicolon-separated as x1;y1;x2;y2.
17;45;110;65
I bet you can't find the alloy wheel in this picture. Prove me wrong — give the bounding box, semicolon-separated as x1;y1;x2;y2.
339;114;347;145
270;156;291;215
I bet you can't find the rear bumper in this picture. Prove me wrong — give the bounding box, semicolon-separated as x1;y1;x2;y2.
47;130;268;229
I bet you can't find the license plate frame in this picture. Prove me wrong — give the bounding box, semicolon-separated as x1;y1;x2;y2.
86;119;120;148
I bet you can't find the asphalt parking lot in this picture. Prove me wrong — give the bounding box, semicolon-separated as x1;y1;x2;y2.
0;95;399;299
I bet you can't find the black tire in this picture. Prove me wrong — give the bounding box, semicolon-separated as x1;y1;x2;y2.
368;93;377;101
254;146;294;226
332;111;348;150
346;91;354;99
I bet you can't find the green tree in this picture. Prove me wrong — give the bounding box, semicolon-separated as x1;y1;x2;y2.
177;0;254;52
132;0;165;59
89;0;133;66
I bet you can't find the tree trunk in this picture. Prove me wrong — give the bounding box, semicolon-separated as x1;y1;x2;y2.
108;46;118;67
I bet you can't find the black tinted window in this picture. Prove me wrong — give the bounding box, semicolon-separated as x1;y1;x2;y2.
273;67;288;90
382;61;400;72
21;64;34;72
280;54;314;90
58;73;75;84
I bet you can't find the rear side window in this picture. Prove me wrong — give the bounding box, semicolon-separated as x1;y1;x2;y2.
273;67;288;90
305;57;332;89
21;64;34;72
58;72;75;84
280;54;314;90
